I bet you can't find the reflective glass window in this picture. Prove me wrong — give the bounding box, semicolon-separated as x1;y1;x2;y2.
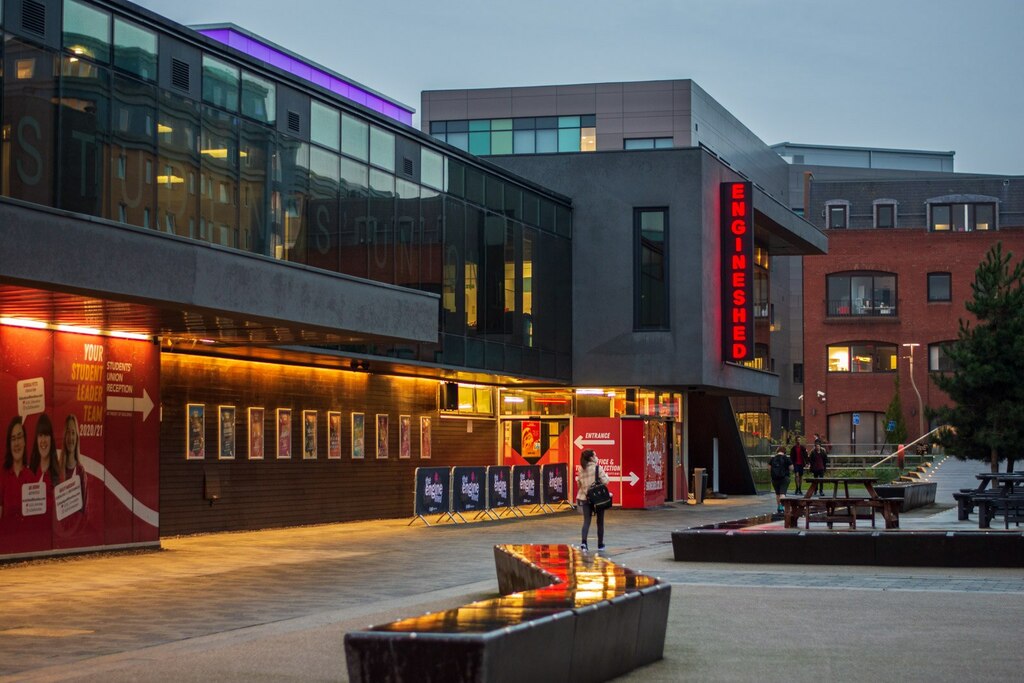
241;71;275;124
447;132;468;151
307;146;341;272
58;55;110;218
875;203;895;228
929;342;955;372
558;116;580;128
557;128;580;153
827;204;848;229
469;131;490;155
395;178;420;288
113;17;156;81
369;125;395;171
4;41;56;207
975;204;994;230
368;168;395;282
930;205;951;231
636;208;668;329
536;129;557;153
110;75;157;229
199;107;239;247
202;55;239;112
928;272;951;302
491;131;513;155
63;0;110;63
469;119;489;132
275;138;309;263
157;92;200;239
513;130;535;154
341;113;368;161
240;120;274;254
310;100;340;151
420;148;443;190
580;127;596;151
443;197;466;335
339;156;369;278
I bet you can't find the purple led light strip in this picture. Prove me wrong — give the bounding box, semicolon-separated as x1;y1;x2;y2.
197;26;414;126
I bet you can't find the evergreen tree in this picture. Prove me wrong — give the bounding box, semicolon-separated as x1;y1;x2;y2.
884;375;908;450
932;243;1024;472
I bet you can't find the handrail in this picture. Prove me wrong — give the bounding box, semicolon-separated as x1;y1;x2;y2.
871;426;947;468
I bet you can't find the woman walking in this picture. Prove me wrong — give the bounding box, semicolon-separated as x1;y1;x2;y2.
575;449;610;552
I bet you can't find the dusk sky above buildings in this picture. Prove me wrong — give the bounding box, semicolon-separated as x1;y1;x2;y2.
137;0;1024;176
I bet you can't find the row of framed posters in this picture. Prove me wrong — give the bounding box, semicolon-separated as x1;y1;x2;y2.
186;404;432;461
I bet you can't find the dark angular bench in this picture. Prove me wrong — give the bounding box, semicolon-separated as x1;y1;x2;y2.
344;544;671;683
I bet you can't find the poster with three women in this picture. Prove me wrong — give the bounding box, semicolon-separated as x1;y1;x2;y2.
0;324;159;557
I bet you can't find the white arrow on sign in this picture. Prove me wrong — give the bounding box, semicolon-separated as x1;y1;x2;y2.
574;435;616;449
608;472;640;487
106;389;155;421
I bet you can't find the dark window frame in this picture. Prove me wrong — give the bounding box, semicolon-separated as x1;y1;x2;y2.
929;202;997;232
875;202;895;229
826;271;898;317
827;204;848;229
928;341;956;373
634;207;669;330
826;341;898;374
927;272;952;302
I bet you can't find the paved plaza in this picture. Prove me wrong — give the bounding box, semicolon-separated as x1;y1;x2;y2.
1;457;1023;682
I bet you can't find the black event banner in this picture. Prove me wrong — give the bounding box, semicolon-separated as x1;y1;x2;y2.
512;465;541;507
414;467;451;516
453;466;486;513
542;463;569;505
487;465;511;510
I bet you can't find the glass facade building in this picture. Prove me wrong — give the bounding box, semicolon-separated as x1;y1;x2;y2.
1;0;572;380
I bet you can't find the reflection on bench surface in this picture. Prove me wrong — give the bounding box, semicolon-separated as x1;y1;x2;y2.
345;544;671;682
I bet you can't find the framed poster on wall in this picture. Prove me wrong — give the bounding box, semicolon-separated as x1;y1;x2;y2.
327;411;342;459
420;416;432;459
302;410;317;460
376;414;389;459
218;405;236;460
277;408;292;459
399;415;411;459
352;412;365;459
186;404;205;460
248;407;265;460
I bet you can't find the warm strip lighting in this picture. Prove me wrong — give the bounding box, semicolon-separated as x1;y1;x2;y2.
110;331;150;341
156;175;185;184
201;148;229;158
1;317;150;341
55;324;102;336
575;388;604;395
503;396;525;403
157;123;173;134
0;317;47;329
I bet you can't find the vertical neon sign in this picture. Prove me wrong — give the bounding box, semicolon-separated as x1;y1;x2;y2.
721;181;754;362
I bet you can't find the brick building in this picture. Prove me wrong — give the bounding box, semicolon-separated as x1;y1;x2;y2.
803;175;1024;452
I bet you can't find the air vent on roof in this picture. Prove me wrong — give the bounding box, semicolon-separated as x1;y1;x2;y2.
287;110;301;133
171;59;190;92
21;0;46;37
403;158;414;176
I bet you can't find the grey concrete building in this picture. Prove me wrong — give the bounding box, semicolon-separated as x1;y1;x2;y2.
422;81;826;491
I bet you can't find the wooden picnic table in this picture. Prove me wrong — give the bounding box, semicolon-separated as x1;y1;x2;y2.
971;473;1024;529
782;477;901;530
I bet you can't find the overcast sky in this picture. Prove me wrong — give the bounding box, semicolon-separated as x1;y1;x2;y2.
136;0;1023;175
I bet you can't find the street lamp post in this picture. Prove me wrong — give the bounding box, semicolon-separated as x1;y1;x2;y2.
902;343;925;438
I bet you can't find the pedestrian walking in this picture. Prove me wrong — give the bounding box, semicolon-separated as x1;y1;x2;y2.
809;437;829;494
575;449;610;552
769;446;791;513
789;436;808;494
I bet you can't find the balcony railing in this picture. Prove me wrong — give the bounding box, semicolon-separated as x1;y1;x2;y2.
827;300;897;317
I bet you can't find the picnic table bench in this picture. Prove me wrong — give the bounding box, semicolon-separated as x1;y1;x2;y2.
956;473;1024;528
782;477;901;530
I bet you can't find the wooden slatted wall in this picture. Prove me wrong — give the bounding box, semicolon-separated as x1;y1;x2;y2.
159;353;497;536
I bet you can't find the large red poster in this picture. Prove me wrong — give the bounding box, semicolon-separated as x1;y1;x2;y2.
1;327;159;557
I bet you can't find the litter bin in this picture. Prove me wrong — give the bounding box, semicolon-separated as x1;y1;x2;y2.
692;468;708;504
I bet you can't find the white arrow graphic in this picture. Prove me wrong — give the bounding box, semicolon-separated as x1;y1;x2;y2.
105;389;155;421
574;435;616;449
608;472;640;487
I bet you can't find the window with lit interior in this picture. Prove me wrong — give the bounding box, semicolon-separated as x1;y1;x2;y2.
827;342;897;373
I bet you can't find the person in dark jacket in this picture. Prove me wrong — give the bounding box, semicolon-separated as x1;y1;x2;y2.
809;438;829;495
769;446;792;513
789;436;808;494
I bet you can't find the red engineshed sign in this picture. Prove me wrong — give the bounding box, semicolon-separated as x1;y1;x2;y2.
721;181;754;362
